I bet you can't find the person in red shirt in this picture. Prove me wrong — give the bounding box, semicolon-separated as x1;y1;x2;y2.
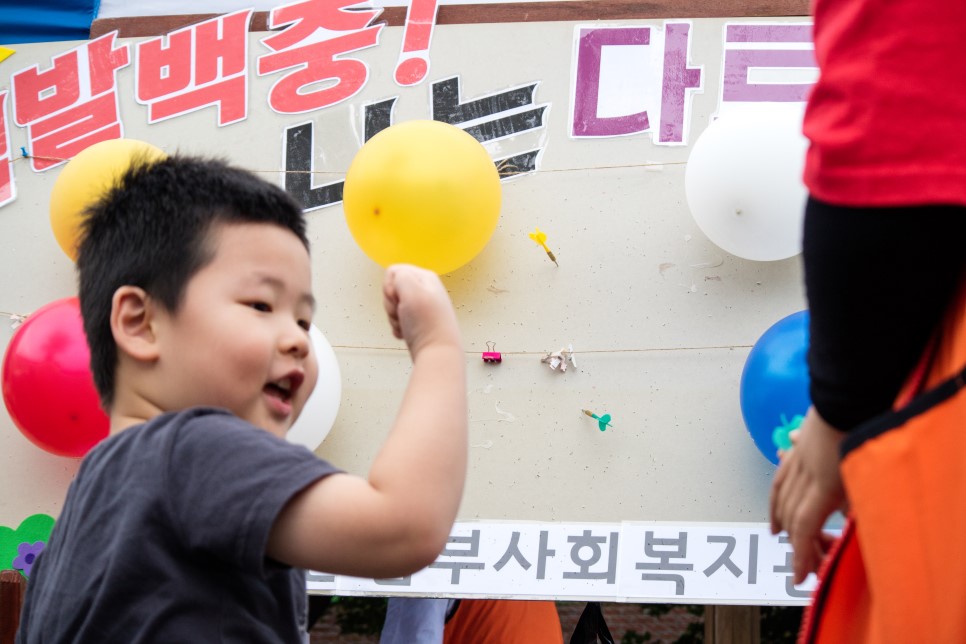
770;0;966;639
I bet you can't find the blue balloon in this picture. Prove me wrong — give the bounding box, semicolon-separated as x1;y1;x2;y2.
740;310;811;465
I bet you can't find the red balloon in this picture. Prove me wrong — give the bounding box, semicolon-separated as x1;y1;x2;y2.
2;297;109;457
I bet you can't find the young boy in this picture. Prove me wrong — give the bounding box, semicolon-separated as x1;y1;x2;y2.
16;155;468;642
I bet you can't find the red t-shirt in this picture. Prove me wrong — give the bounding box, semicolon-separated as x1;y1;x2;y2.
802;0;966;207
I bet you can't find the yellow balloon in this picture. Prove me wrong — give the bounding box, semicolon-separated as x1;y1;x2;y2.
342;120;502;275
49;138;166;261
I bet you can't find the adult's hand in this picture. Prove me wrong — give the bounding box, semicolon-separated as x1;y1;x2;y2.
769;407;847;584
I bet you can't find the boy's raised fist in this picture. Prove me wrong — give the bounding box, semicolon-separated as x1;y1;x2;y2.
382;264;461;357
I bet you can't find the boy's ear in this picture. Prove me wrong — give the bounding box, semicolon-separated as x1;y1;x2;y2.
110;286;160;362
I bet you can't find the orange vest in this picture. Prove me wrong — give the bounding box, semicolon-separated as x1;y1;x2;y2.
802;280;966;642
443;599;563;644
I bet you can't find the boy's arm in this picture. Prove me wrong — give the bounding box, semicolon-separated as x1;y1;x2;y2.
267;265;468;579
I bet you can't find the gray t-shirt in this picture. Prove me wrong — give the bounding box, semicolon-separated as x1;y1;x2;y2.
17;407;340;643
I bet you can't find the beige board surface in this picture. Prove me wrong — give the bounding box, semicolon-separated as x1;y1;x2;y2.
0;17;807;530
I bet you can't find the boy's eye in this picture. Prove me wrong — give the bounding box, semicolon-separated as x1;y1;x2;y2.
249;302;272;313
298;319;311;332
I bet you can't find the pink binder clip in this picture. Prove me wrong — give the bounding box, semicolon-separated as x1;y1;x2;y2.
482;341;502;364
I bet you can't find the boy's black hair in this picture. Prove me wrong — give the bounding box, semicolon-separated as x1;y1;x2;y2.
76;154;309;409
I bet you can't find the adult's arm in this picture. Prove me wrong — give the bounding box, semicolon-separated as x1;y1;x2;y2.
803;197;966;431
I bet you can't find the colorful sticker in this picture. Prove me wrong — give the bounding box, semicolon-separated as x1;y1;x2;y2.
1;514;55;578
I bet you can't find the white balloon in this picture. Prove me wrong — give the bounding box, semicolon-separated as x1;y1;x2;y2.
287;325;341;451
685;108;808;261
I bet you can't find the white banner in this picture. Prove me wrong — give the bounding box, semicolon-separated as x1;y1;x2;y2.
308;521;823;604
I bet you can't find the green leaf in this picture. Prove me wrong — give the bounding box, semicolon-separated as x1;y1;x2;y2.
0;514;56;575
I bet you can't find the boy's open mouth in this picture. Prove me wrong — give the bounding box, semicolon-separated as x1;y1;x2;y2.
264;373;303;403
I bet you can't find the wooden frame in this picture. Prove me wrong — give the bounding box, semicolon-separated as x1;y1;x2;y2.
90;0;810;38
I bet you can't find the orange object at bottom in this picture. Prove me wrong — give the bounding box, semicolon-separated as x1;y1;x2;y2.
444;599;563;644
802;281;966;643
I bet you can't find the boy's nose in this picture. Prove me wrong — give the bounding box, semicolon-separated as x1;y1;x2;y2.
281;324;311;358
